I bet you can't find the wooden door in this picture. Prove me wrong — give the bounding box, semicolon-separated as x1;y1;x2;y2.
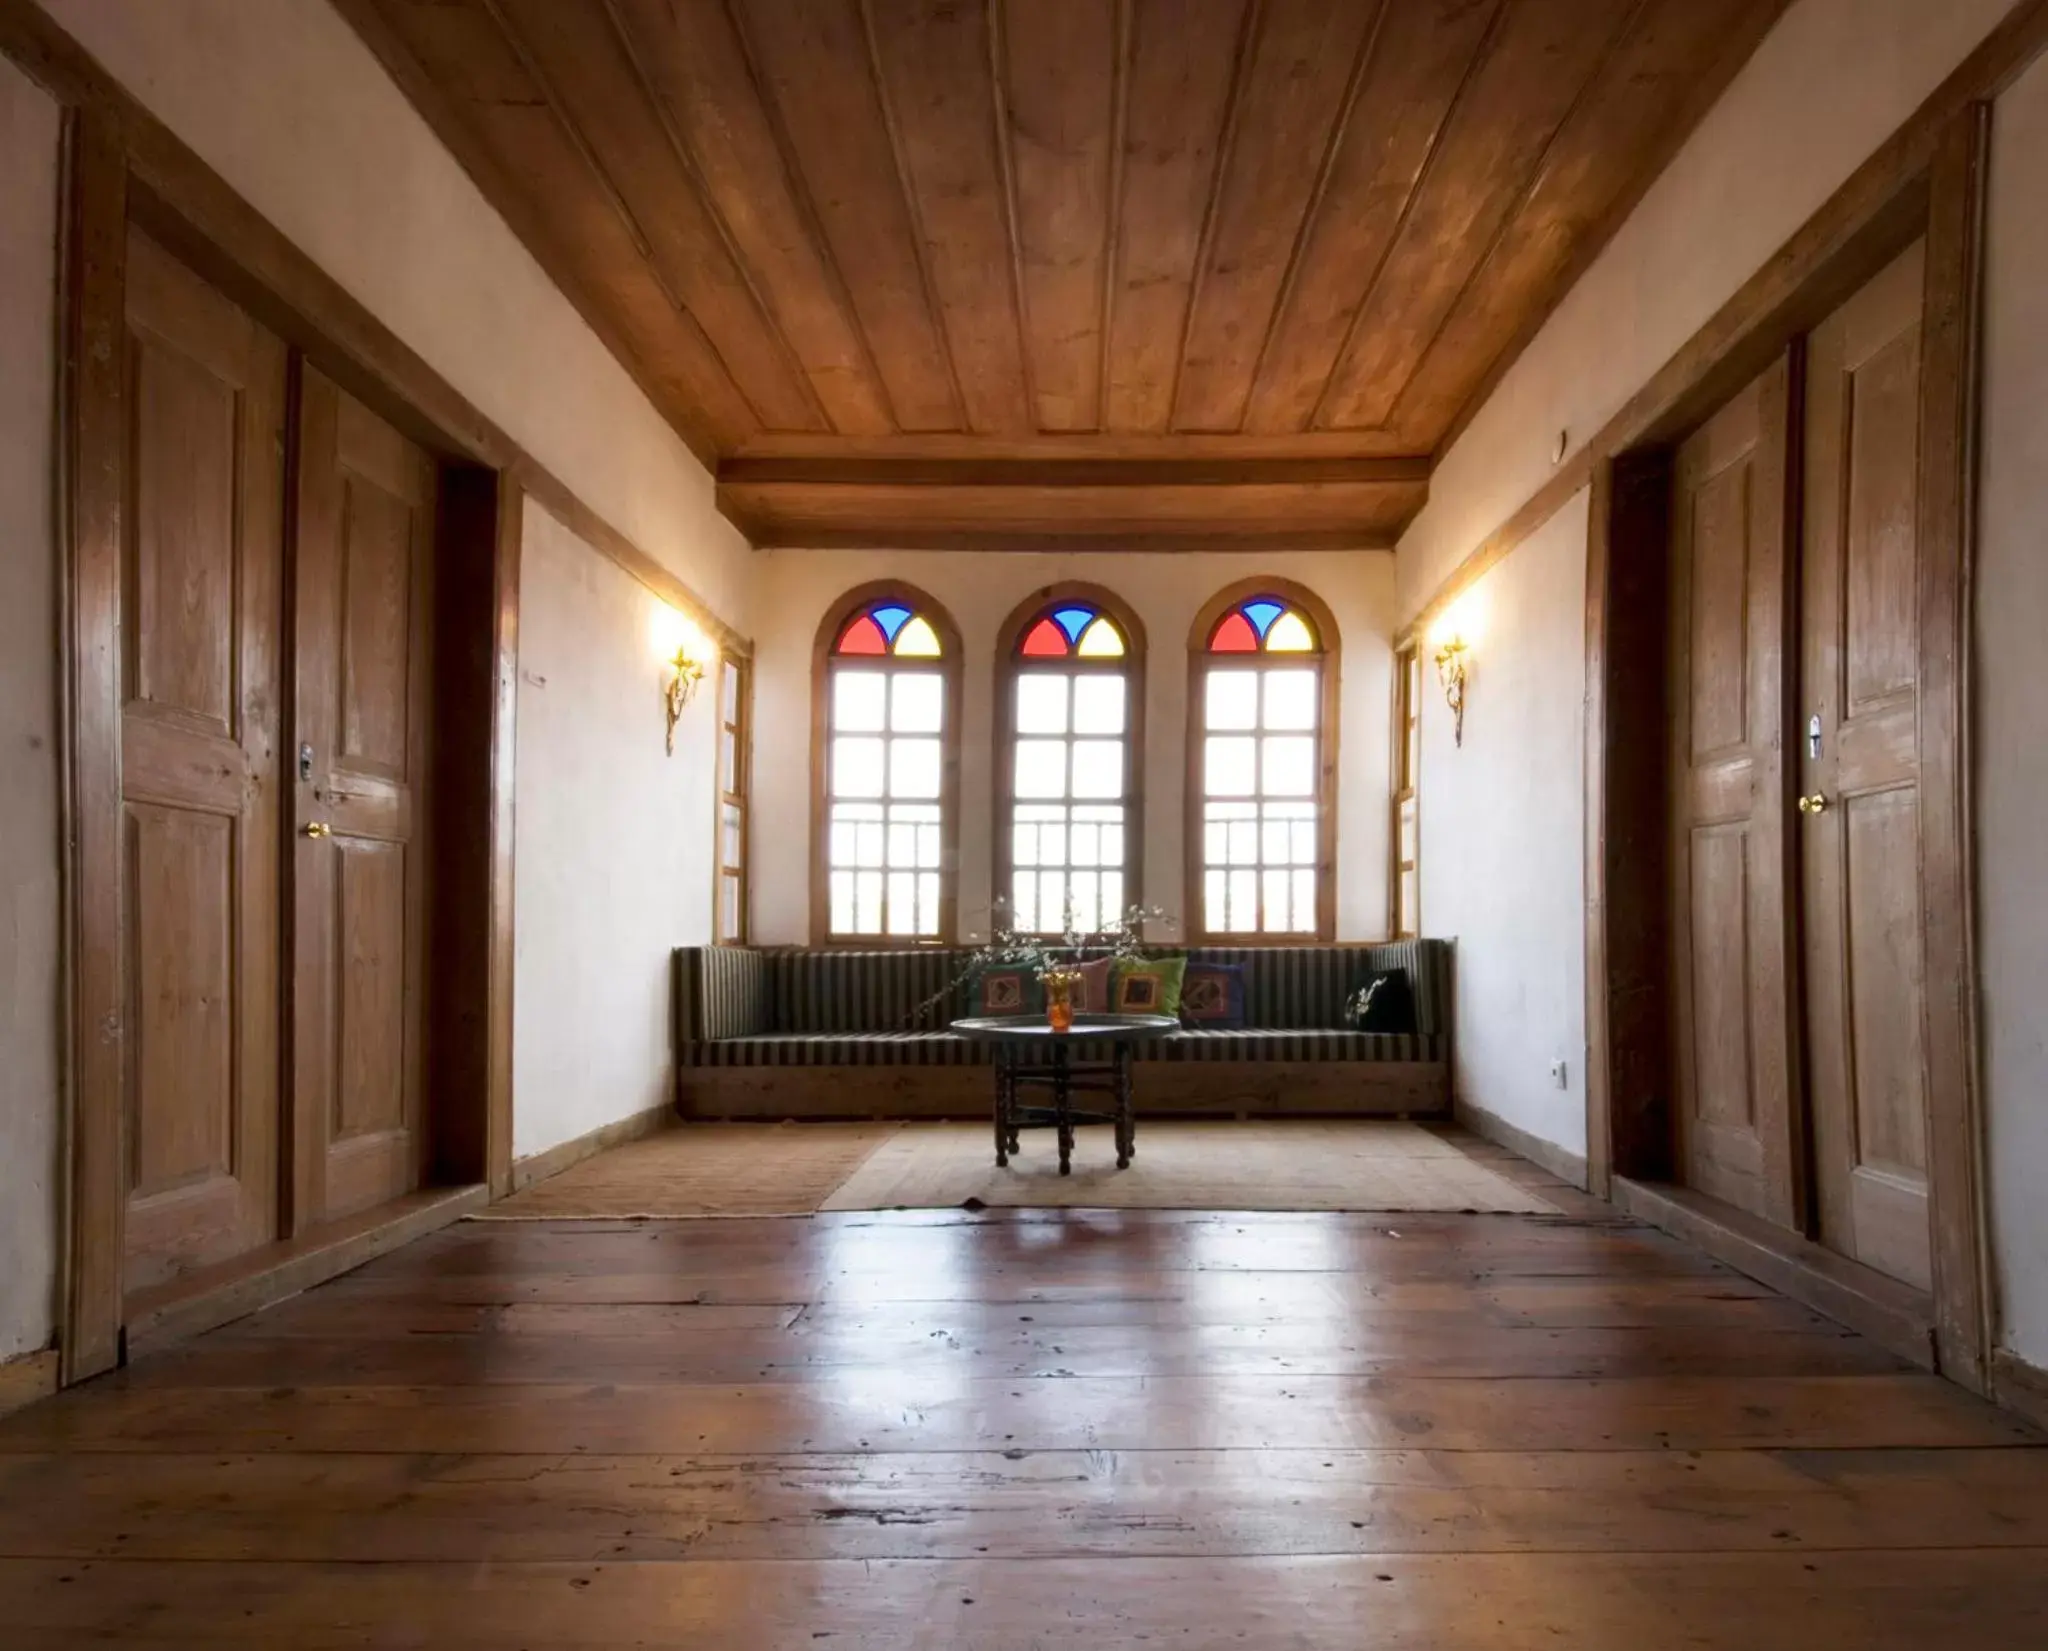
291;366;436;1225
1797;243;1933;1290
118;230;288;1293
1666;354;1801;1228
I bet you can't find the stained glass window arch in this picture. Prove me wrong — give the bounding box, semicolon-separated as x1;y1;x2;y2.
998;590;1142;937
1190;585;1337;939
816;589;958;940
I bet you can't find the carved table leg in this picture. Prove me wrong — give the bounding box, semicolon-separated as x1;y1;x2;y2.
993;1048;1010;1167
1055;1045;1074;1176
1115;1042;1134;1169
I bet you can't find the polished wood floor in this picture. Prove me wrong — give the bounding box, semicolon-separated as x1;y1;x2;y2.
2;1136;2044;1647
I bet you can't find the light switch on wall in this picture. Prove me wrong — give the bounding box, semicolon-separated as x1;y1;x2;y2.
1549;1058;1569;1090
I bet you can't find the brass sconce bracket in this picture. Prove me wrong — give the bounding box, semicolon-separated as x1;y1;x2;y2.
1434;637;1469;749
664;649;706;754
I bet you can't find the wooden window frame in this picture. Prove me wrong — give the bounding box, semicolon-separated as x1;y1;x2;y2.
992;583;1148;938
714;653;751;945
1184;578;1341;944
1391;641;1421;939
809;581;963;947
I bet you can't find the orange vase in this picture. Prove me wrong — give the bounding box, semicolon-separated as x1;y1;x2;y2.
1044;971;1076;1032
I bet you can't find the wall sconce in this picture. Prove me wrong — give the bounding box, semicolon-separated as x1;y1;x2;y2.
1434;634;1471;748
663;647;707;753
653;607;714;755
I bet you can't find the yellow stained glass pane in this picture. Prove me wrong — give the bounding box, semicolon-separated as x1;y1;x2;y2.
1265;610;1315;652
892;615;942;657
1075;617;1126;657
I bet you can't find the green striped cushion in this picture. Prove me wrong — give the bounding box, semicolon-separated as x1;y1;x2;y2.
771;949;978;1033
1139;1028;1439;1063
672;945;772;1043
695;1031;990;1068
675;940;1453;1063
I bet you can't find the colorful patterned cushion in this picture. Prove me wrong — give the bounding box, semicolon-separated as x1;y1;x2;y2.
1180;961;1248;1027
1111;955;1187;1017
1070;956;1115;1013
972;964;1044;1016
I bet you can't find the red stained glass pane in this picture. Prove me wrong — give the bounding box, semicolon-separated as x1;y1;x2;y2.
1021;617;1071;657
1209;611;1259;652
836;614;888;655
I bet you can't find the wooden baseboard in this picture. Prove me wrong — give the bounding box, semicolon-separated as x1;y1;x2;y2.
1992;1348;2048;1433
125;1184;487;1357
1614;1177;1938;1370
1453;1096;1589;1189
679;1061;1449;1121
510;1101;676;1193
0;1348;59;1417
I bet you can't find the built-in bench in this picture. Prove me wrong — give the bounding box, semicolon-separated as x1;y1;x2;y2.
672;940;1453;1120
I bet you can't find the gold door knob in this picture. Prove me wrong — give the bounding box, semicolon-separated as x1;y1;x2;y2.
302;821;333;838
1797;793;1830;816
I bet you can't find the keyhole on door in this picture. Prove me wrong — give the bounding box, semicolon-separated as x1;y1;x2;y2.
1807;715;1823;762
299;741;315;782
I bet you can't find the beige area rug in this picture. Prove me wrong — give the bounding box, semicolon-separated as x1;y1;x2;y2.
473;1122;902;1219
472;1120;1556;1219
821;1121;1558;1215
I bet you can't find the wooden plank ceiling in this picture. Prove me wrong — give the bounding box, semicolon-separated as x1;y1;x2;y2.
338;0;1788;551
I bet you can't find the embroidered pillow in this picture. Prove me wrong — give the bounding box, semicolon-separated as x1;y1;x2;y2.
972;964;1044;1016
1348;966;1417;1034
1179;961;1248;1028
1070;956;1115;1014
1110;955;1188;1017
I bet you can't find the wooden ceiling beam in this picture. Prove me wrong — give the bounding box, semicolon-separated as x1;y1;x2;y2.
731;430;1423;462
339;0;1789;545
719;455;1429;487
715;453;1429;550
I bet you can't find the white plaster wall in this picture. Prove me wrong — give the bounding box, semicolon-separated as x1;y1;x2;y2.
1394;0;2023;1168
1398;0;2019;618
749;550;1398;945
23;0;761;1170
35;0;754;630
512;505;720;1160
1418;495;1589;1164
0;56;61;1363
1977;51;2048;1370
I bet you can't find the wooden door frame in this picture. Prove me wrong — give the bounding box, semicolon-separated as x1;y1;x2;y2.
41;96;517;1383
8;0;755;1383
1583;103;2000;1390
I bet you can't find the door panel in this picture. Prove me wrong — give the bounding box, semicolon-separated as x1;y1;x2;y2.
1667;355;1800;1228
1799;242;1932;1290
293;367;435;1225
119;230;287;1294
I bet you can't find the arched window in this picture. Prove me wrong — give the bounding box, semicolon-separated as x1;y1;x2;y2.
996;587;1145;936
812;585;960;941
1188;581;1339;939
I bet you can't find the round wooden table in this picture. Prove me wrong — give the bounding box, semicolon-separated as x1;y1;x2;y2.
949;1014;1180;1174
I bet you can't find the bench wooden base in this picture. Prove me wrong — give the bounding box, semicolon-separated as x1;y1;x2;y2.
676;1061;1448;1121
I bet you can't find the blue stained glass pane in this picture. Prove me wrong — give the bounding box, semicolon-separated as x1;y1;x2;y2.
1243;600;1286;638
870;604;913;642
1051;606;1096;642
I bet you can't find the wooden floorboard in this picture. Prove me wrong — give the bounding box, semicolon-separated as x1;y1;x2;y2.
1;1135;2044;1648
